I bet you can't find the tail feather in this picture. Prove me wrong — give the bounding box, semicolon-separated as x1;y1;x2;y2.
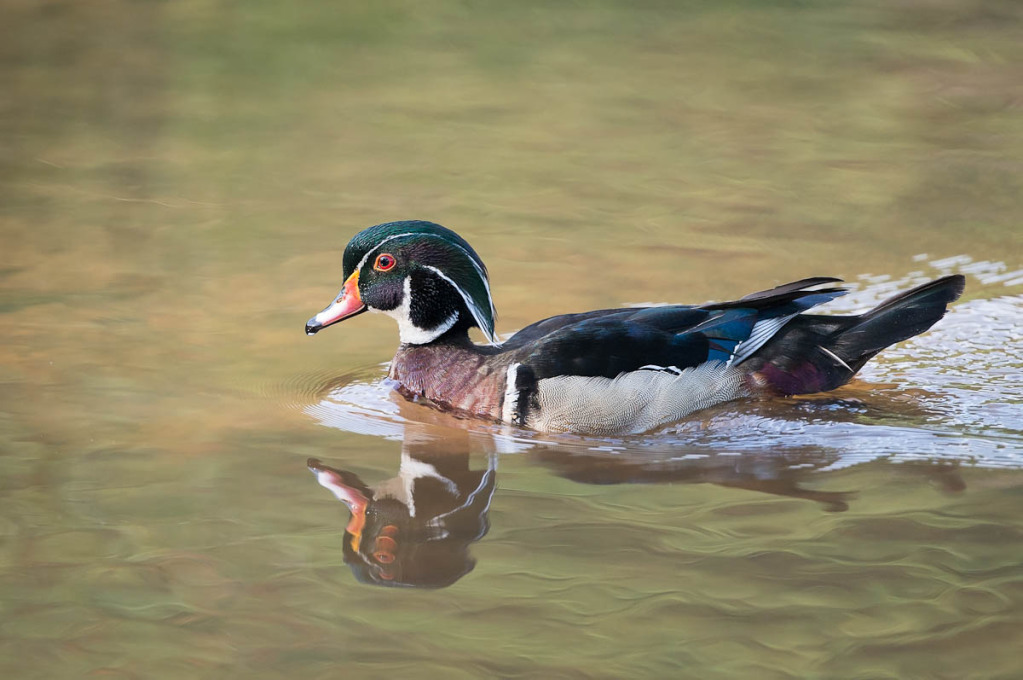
831;275;966;357
739;276;844;303
751;275;965;395
704;278;847;312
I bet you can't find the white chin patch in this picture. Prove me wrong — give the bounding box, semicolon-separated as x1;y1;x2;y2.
380;276;458;345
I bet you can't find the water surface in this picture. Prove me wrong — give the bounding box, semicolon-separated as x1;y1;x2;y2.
2;1;1022;678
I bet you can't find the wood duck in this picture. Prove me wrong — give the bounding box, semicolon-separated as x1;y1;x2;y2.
305;220;965;435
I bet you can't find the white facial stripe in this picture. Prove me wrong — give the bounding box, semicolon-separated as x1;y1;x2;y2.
429;454;497;528
356;231;491;280
371;451;460;518
354;231;497;339
379;275;458;345
354;232;421;273
424;264;498;345
463;253;497;331
446;244;497;328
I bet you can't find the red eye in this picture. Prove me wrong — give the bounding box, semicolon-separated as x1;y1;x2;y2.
374;253;396;272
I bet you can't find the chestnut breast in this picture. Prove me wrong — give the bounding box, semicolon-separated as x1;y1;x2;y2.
389;344;510;421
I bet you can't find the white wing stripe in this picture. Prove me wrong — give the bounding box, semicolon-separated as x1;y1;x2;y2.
729;314;796;366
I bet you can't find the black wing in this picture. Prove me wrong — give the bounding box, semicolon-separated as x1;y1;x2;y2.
501;279;847;380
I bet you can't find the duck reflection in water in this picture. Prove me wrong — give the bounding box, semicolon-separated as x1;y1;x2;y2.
307;427;496;589
307;396;967;588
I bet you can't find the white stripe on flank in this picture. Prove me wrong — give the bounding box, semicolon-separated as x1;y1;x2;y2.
501;363;521;424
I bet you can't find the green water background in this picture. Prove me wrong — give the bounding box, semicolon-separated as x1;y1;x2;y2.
2;1;1022;678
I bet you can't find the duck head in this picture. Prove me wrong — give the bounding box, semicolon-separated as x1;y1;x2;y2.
305;220;497;345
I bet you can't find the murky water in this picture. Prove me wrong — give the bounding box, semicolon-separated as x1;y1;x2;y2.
2;2;1022;678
